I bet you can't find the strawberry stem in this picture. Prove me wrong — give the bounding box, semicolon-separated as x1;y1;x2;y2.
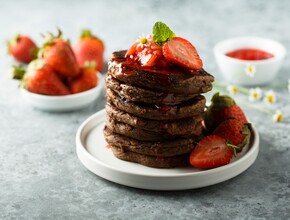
226;143;240;157
81;29;92;38
11;65;26;80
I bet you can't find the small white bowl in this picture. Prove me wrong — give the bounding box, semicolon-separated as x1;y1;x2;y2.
21;72;104;112
214;37;286;85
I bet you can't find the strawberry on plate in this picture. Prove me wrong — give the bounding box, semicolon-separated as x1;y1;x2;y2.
22;59;70;96
41;30;80;78
163;37;203;70
205;92;248;132
73;29;104;72
189;135;235;169
213;118;251;152
69;64;98;94
7;34;37;63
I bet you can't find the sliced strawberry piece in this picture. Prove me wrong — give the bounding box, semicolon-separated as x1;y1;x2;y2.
163;37;203;70
190;135;233;169
125;42;138;57
138;50;159;67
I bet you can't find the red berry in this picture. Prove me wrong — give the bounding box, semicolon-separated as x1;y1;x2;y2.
73;29;104;72
8;35;37;63
162;37;203;70
125;36;165;67
213;118;251;152
190;135;233;169
42;30;80;78
69;66;98;94
24;59;70;96
205;93;248;131
125;42;138;57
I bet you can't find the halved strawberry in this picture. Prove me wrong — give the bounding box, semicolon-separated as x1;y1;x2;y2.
163;37;203;70
190;135;233;169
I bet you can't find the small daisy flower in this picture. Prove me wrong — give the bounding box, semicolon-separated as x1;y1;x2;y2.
249;87;262;102
264;90;277;104
227;85;238;95
136;33;149;49
272;110;283;123
245;64;256;77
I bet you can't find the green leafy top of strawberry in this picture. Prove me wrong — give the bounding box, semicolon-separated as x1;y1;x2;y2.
80;29;93;38
42;28;63;47
210;92;236;110
153;21;176;46
27;59;45;73
7;34;20;51
10;65;26;80
83;60;96;69
79;29;104;47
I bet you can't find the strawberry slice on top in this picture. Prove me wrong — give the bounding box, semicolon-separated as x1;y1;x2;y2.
163;37;203;70
125;22;203;71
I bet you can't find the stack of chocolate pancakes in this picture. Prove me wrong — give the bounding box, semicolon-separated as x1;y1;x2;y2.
104;50;214;168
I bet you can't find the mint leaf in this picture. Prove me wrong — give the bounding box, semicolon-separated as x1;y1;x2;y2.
153;21;176;46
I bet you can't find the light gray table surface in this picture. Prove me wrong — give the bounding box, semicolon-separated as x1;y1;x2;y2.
0;0;289;219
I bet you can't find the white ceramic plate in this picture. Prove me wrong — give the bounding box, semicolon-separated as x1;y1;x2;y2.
76;109;259;190
21;72;104;112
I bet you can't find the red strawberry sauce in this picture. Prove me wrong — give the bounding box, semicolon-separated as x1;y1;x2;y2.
106;145;112;149
225;48;274;60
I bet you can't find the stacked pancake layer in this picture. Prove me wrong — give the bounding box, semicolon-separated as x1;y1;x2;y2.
104;51;214;168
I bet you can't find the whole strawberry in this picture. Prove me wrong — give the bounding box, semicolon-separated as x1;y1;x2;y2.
68;63;98;94
213;118;251;151
42;30;79;77
7;34;37;63
205;93;248;131
73;29;104;72
22;59;70;95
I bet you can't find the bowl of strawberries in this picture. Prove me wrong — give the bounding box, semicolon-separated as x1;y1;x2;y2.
9;29;104;111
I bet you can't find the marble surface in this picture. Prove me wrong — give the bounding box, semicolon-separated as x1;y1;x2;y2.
0;0;290;219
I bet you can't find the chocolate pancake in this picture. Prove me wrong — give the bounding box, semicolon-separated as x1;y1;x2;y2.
108;50;214;94
111;146;189;168
103;126;199;157
106;74;198;105
106;103;203;135
106;88;206;120
106;115;203;141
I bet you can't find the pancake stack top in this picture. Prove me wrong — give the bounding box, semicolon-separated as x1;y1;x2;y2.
104;23;214;168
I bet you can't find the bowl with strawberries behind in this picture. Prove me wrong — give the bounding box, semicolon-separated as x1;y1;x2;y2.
10;30;104;112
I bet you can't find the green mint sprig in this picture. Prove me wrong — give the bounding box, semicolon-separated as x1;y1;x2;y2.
153;21;176;46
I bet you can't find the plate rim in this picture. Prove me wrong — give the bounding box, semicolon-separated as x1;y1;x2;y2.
76;109;259;179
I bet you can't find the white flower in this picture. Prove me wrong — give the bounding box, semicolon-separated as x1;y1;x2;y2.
245;64;256;77
288;79;290;93
136;33;149;49
264;90;277;104
272;110;283;122
249;87;263;102
227;85;238;95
